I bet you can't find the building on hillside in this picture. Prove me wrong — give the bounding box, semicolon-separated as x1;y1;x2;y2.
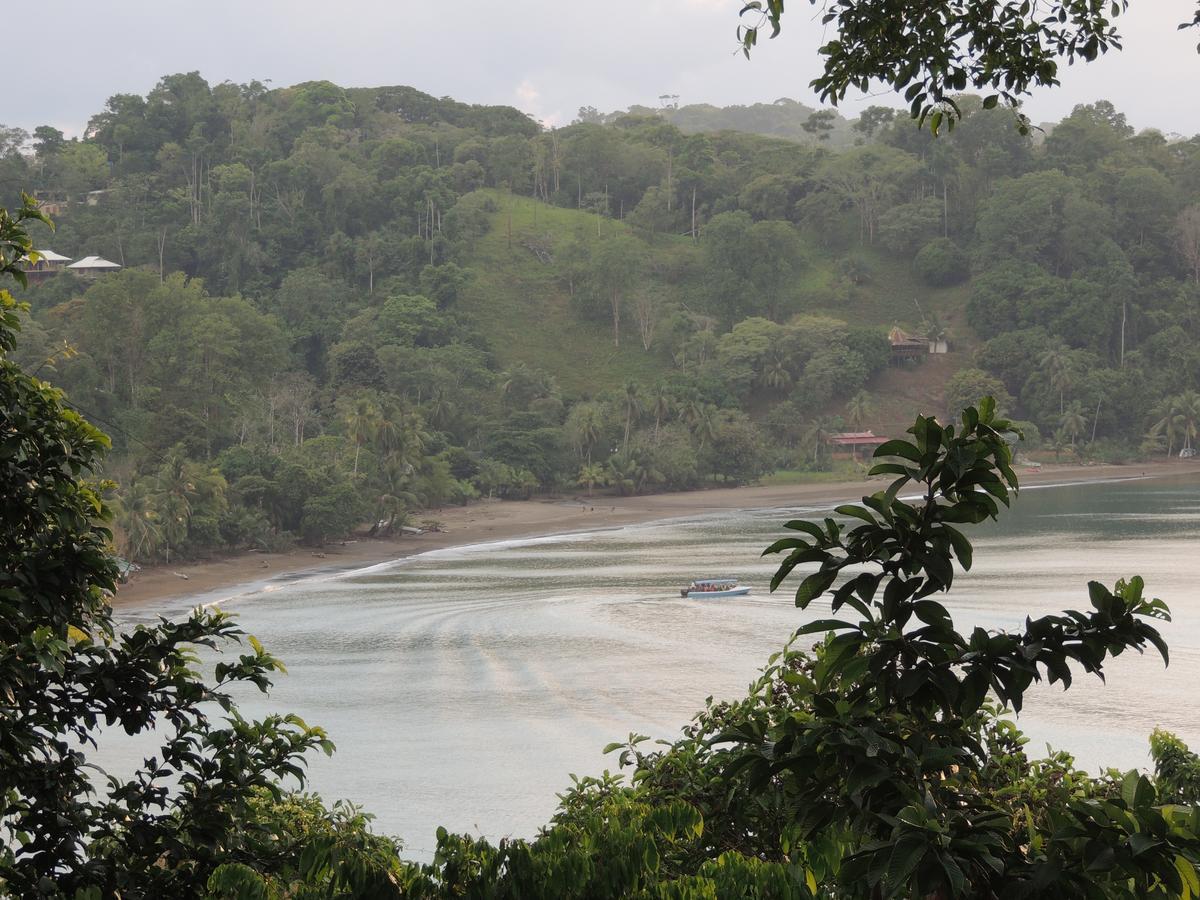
888;326;929;363
66;256;121;278
33;190;69;218
21;249;73;285
827;431;889;460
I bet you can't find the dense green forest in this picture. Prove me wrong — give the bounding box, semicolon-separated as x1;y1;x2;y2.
3;75;1200;564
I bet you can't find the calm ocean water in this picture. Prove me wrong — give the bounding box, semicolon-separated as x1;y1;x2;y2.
110;474;1200;856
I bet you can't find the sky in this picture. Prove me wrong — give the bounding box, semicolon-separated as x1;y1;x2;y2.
12;0;1200;137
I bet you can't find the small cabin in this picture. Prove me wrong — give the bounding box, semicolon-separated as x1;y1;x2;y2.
66;255;121;278
33;190;69;218
889;326;929;363
22;249;73;285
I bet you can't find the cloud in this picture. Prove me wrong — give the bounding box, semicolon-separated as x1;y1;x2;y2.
515;79;540;108
514;78;565;127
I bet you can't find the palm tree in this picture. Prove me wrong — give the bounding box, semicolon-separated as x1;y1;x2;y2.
343;394;381;476
1176;389;1200;454
800;417;837;468
567;402;605;463
500;363;559;409
845;390;874;430
688;403;718;449
375;403;404;460
650;384;673;442
117;481;163;563
1048;428;1068;463
154;452;198;561
1140;429;1166;457
1039;343;1073;415
373;493;410;537
1059;402;1087;445
403;416;431;464
498;363;530;404
760;354;792;393
577;463;607;498
923;311;949;348
605;455;642;496
1150;395;1185;457
621;381;641;454
679;395;704;431
426;388;455;430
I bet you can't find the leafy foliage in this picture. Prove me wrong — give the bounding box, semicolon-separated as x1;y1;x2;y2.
0;199;399;897
720;399;1187;897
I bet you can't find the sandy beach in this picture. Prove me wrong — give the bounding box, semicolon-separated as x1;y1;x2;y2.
112;459;1200;610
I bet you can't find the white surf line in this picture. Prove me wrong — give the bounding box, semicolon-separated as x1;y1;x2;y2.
135;471;1197;615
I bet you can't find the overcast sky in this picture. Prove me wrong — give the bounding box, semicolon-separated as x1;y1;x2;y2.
13;0;1200;137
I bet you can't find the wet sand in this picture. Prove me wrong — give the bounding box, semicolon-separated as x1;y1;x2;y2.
112;460;1198;609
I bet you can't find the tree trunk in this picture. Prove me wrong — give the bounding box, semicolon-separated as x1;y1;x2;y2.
943;179;949;237
611;290;621;347
1120;300;1126;368
157;227;167;283
666;149;673;212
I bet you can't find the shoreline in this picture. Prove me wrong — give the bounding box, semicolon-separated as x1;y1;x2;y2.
112;460;1200;610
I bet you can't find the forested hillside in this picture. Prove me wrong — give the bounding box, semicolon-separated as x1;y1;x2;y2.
583;96;859;147
3;75;1199;564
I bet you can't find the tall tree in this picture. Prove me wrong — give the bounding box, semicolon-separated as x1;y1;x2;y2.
1178;205;1200;284
585;233;644;347
621;381;641;453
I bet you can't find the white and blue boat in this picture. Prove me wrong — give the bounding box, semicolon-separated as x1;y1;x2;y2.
680;578;750;599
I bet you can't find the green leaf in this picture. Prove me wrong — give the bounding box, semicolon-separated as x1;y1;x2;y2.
873;439;922;462
884;835;927;890
783;519;827;540
795;618;858;635
762;536;806;556
912;600;951;626
835;504;877;525
942;524;973;570
868;462;915;478
795;569;837;608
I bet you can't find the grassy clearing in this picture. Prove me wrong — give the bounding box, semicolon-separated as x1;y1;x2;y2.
457;190;975;418
457;191;677;397
800;246;975;353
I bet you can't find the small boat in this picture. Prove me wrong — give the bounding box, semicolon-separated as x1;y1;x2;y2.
680;578;750;599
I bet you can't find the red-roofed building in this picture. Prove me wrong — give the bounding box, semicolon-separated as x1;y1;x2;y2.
827;431;889;460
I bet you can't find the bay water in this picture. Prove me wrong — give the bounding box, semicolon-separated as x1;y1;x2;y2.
113;474;1200;856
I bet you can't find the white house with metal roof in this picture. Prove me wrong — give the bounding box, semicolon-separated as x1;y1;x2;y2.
66;256;121;276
